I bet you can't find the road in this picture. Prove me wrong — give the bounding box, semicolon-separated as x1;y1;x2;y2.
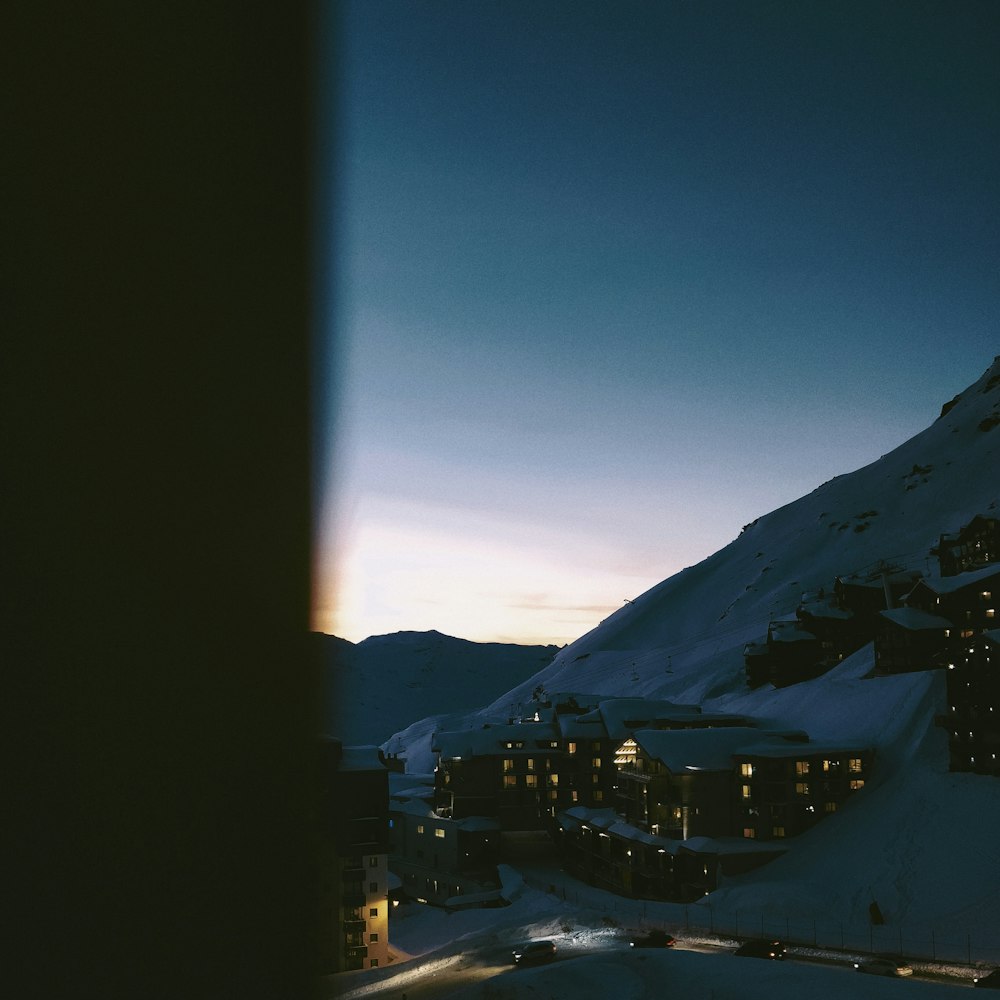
325;933;978;999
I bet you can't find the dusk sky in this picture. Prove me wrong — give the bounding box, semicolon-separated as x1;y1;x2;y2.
314;1;999;646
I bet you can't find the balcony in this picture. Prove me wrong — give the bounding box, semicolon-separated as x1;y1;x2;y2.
341;867;366;882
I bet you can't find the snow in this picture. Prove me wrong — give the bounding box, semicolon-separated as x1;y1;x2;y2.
328;880;983;999
332;358;1000;991
879;606;952;630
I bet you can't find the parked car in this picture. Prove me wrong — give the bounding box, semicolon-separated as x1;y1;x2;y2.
512;940;557;965
854;957;913;977
974;969;1000;988
630;929;675;948
734;939;785;960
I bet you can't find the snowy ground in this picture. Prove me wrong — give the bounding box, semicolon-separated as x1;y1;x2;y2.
327;877;986;999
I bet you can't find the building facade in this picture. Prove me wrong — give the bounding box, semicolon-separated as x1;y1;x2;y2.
319;739;390;973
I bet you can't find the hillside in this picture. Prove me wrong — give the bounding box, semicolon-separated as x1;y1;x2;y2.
315;629;558;744
383;356;1000;932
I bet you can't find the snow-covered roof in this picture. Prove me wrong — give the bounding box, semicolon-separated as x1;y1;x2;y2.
434;722;560;759
557;807;681;853
631;727;777;772
879;607;952;631
389;797;435;819
443;887;504;907
557;805;619;833
556;714;608;738
597;698;702;738
679;835;789;858
556;808;789;860
769;620;817;643
734;739;869;759
912;564;1000;595
798;596;853;621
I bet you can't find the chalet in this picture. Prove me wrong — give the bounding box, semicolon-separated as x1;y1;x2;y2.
554;698;747;814
944;630;1000;775
432;697;750;832
319;739;390;973
796;590;871;667
904;565;1000;636
744;618;823;688
834;567;924;620
558;723;867;902
743;640;770;688
388;789;503;908
874;606;953;675
936;515;1000;576
432;722;562;829
734;741;872;841
615;727;773;840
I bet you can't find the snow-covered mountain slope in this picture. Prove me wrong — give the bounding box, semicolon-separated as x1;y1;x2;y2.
488;355;1000;713
383;357;1000;930
315;629;558;744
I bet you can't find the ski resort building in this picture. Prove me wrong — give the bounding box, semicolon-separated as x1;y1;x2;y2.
319;739;390;973
944;629;1000;775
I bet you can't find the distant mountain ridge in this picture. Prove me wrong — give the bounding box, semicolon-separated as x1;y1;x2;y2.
315;629;559;744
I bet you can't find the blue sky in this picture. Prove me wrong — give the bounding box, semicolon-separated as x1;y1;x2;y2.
315;0;999;645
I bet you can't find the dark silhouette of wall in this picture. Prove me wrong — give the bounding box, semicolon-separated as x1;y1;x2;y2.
6;4;323;997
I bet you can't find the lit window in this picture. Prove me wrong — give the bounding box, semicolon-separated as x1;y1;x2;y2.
772;826;785;838
740;762;753;777
795;782;809;796
824;801;837;813
591;773;600;784
592;757;602;768
567;742;577;754
549;789;558;800
527;758;535;771
548;773;559;786
983;591;993;600
741;784;751;800
850;779;865;791
571;790;579;802
369;933;378;943
593;790;603;801
795;761;809;776
502;758;514;772
525;774;538;788
503;775;516;788
369;857;378;867
988;609;996;619
434;828;445;839
416;824;424;834
848;758;862;773
370;959;378;968
743;827;756;839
